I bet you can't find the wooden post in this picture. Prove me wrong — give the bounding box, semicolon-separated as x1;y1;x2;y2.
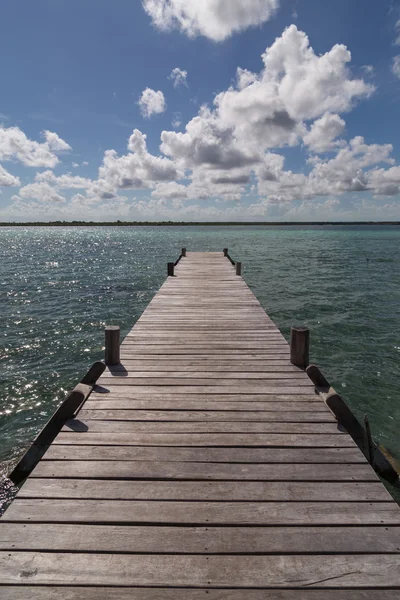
236;262;242;276
105;326;120;365
223;248;228;257
167;262;174;276
290;326;309;370
181;248;187;257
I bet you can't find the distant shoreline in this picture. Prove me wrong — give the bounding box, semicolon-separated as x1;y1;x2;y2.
1;221;400;227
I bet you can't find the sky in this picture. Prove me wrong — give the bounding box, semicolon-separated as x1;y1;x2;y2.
1;0;400;222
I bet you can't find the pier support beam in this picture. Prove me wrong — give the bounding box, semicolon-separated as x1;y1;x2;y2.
290;326;309;370
223;248;228;257
105;325;120;366
236;262;242;276
181;248;187;257
167;262;174;277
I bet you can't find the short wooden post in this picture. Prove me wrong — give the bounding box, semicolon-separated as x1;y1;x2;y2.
181;248;186;257
167;262;174;276
223;248;228;257
290;326;309;370
236;262;242;276
105;326;120;365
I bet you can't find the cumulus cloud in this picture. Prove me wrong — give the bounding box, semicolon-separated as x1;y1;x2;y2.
392;56;400;79
17;182;66;204
138;88;166;118
303;113;346;153
0;126;71;168
169;67;188;88
159;25;374;196
95;129;179;198
0;164;20;187
142;0;279;42
35;170;92;189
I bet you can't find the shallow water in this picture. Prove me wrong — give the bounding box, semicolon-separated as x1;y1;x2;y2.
1;225;400;500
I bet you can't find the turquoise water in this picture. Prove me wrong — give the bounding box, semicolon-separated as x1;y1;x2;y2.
1;225;400;494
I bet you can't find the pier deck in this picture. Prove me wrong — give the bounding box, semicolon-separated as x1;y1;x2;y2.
1;251;400;596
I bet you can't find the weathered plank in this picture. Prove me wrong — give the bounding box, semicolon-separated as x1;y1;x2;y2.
18;479;387;501
29;461;378;481
53;432;357;447
76;409;335;422
1;524;398;553
3;500;398;525
42;445;368;463
62;420;342;433
0;589;398;600
1;552;400;587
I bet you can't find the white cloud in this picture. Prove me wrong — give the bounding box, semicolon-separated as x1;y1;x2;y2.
171;112;182;128
395;20;400;46
2;24;400;222
72;162;79;168
142;0;279;42
303;113;346;153
0;164;20;187
138;88;166;118
96;129;179;196
17;182;66;204
35;170;92;189
169;67;188;88
82;161;89;167
0;126;71;168
362;65;375;75
160;25;374;193
392;56;400;79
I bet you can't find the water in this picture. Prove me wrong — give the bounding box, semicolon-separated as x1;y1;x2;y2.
1;225;400;500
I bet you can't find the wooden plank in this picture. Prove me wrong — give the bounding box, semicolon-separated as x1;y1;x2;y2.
1;523;398;553
29;461;378;481
107;362;300;371
43;445;368;463
76;410;335;422
1;552;400;587
92;385;316;395
53;432;357;447
87;393;322;404
3;500;398;525
98;372;307;380
83;400;328;411
19;479;387;501
1;589;398;600
62;421;342;433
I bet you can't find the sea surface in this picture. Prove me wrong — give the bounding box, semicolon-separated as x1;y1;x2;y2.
1;225;400;501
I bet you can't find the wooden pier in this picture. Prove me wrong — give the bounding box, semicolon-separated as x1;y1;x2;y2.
1;250;400;597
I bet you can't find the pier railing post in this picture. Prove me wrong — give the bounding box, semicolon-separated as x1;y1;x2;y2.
290;326;309;370
181;248;186;257
223;248;228;257
236;262;242;276
105;325;120;365
168;262;175;276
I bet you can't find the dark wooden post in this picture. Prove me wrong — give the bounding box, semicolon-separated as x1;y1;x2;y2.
290;326;309;369
223;248;228;257
168;262;174;276
105;326;120;365
236;262;242;276
181;248;186;257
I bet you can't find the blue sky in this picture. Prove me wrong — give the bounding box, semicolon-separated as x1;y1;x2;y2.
1;0;400;221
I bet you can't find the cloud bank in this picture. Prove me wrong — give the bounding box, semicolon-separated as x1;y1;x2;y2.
2;25;400;221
